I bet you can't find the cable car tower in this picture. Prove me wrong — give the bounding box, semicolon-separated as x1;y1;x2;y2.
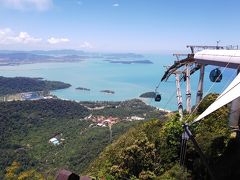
161;44;240;179
161;44;240;126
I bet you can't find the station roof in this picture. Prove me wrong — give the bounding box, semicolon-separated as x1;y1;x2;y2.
195;50;240;69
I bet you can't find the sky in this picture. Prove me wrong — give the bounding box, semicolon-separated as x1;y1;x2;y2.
0;0;240;53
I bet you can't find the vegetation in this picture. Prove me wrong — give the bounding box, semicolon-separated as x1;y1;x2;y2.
2;91;237;179
0;51;146;66
100;90;115;94
90;99;166;119
0;98;162;179
0;76;71;96
76;87;91;91
86;93;239;179
0;52;86;66
0;99;89;144
139;92;156;98
104;60;153;64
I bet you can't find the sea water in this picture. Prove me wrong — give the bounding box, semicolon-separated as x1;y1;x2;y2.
0;54;236;111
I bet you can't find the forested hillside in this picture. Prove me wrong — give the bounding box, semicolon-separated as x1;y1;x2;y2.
86;94;240;179
0;76;71;96
0;98;163;179
3;93;238;179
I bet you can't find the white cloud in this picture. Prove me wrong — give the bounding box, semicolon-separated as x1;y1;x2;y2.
80;41;93;49
12;32;42;43
47;37;70;44
0;0;53;11
0;28;42;44
113;3;119;7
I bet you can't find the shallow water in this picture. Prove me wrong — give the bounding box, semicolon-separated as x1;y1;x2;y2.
0;54;236;111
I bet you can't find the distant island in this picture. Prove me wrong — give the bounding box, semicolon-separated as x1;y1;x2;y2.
0;52;88;66
104;60;153;64
0;76;71;96
139;92;156;98
76;87;91;91
103;53;144;59
0;50;148;66
100;90;115;94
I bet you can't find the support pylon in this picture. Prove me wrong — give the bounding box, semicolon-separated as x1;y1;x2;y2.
196;65;205;105
175;72;183;120
186;64;191;113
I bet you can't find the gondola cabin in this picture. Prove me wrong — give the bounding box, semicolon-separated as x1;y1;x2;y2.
155;94;161;102
209;68;222;82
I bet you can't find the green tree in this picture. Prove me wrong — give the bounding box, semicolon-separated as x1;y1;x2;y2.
110;134;157;179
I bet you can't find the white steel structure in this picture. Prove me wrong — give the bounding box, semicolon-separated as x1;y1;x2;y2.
193;72;240;124
195;50;240;69
161;47;240;128
194;49;240;129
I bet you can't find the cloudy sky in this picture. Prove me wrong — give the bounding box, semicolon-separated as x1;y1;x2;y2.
0;0;240;52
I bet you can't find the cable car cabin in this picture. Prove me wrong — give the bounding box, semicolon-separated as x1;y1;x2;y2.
155;94;161;102
209;68;222;82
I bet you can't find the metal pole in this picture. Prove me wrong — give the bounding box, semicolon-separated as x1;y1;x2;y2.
175;73;183;120
183;124;216;180
186;64;192;113
196;65;205;105
180;133;188;166
229;69;240;129
109;123;112;143
190;47;194;54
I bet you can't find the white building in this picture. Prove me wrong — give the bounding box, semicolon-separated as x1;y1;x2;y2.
131;116;145;121
49;137;60;145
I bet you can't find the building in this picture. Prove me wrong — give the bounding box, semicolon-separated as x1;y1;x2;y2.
49;137;60;145
56;169;79;180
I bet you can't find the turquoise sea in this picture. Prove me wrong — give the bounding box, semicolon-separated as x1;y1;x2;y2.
0;54;236;111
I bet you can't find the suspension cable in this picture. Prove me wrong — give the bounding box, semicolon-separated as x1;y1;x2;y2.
188;51;239;123
179;52;238;169
187;61;230;124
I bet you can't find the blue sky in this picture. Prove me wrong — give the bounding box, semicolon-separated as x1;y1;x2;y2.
0;0;240;52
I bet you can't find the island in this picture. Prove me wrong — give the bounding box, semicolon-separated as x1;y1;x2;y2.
100;90;115;94
0;76;71;96
0;51;89;66
139;92;156;98
103;53;144;59
76;87;91;91
104;60;153;64
0;51;150;66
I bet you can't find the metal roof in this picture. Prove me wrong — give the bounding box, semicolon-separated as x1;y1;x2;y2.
195;50;240;69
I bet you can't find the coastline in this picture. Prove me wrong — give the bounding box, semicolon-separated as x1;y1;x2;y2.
138;97;172;113
0;54;180;111
48;93;172;114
